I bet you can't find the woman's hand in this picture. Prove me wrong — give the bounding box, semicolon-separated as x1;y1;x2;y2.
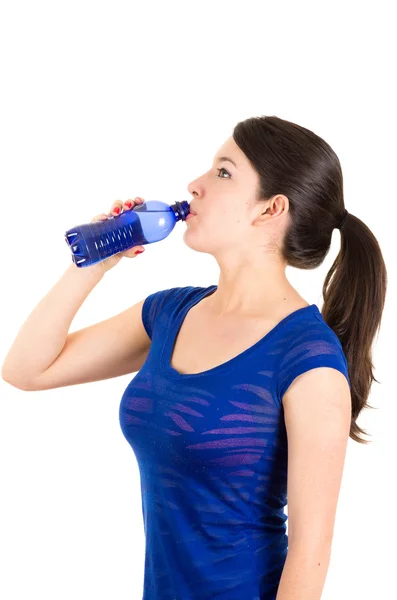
89;197;146;274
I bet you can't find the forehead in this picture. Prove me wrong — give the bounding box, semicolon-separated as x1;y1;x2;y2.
214;138;239;164
213;137;251;173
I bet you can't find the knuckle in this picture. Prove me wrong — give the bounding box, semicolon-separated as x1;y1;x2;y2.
111;200;123;209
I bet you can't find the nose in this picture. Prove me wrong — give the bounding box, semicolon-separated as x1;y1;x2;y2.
188;171;202;191
187;185;197;204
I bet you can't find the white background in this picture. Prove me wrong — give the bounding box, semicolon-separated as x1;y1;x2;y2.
0;1;395;598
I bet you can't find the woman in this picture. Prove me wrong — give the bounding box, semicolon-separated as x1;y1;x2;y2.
2;115;387;599
120;117;386;600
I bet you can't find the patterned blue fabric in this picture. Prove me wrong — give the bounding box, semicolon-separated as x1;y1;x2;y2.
119;285;350;599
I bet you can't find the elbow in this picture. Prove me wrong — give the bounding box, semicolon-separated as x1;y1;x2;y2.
2;371;35;392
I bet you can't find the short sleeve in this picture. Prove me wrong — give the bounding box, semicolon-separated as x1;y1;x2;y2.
275;327;351;404
141;287;175;340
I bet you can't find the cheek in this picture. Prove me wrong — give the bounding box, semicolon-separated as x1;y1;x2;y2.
216;213;249;242
227;206;248;229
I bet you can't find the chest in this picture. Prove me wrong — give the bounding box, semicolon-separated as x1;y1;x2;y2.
169;307;280;376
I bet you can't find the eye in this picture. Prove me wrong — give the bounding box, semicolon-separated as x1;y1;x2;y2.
216;167;231;179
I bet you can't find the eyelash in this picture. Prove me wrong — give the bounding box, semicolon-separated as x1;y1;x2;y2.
216;167;231;179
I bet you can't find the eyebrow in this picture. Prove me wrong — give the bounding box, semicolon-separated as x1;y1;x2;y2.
214;155;238;169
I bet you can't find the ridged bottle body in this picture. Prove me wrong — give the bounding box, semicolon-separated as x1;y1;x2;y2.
64;200;190;268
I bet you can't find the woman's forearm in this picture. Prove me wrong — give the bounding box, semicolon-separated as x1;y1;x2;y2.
276;545;332;599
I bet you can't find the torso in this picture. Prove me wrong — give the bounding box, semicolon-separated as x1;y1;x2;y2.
170;295;310;376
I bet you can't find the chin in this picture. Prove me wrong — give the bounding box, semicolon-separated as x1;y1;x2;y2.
182;231;213;254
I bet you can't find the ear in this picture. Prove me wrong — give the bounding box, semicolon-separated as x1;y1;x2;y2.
252;194;290;226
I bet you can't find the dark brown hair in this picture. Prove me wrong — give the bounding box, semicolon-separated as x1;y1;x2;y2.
233;115;387;444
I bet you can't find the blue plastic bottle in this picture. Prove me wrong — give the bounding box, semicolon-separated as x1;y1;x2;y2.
64;200;191;268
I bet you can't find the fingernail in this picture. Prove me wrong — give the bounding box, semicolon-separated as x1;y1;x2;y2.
113;207;120;214
135;249;144;254
125;201;133;208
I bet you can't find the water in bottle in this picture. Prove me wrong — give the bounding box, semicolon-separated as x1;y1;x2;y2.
64;200;192;268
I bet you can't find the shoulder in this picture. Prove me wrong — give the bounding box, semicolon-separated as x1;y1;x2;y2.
143;285;190;308
274;309;350;406
143;285;211;312
141;285;213;338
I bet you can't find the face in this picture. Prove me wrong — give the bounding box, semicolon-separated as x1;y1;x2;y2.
184;136;267;256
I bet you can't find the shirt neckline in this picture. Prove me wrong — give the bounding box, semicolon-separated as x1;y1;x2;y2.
160;285;319;380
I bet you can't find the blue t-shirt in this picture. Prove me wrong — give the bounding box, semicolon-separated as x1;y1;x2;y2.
119;285;350;600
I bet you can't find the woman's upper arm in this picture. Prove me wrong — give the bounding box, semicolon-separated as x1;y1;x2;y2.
21;298;151;391
282;366;351;552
